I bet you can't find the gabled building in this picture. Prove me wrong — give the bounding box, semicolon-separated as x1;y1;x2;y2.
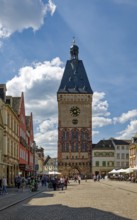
25;113;34;173
36;147;45;174
44;157;58;174
0;83;36;182
7;92;34;177
0;84;20;186
11;92;34;177
92;140;115;176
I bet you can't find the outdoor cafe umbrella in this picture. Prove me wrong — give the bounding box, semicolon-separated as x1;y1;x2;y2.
117;168;127;173
48;171;61;175
41;171;61;175
124;168;134;174
108;169;118;174
132;166;137;171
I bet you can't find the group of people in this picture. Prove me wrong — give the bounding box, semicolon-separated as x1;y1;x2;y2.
93;174;101;182
0;173;88;195
0;177;8;195
39;174;70;191
14;175;39;192
47;175;69;191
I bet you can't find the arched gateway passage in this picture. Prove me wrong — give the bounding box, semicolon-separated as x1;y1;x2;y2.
69;167;80;177
61;165;81;178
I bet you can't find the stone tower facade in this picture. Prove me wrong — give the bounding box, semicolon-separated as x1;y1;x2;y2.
57;41;93;177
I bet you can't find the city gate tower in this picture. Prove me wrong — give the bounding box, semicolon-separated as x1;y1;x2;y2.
57;41;93;177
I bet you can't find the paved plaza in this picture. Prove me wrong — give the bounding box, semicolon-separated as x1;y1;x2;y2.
0;179;137;220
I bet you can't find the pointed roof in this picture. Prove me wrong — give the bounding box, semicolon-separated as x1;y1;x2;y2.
111;138;131;145
44;155;51;165
25;112;34;140
94;139;115;150
26;116;30;132
57;41;93;94
12;97;21;115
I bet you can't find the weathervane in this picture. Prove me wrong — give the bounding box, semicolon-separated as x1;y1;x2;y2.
72;36;76;45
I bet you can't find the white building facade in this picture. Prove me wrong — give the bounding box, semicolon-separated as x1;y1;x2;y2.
111;139;130;169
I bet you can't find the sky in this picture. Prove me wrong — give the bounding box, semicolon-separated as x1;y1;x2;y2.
1;0;137;157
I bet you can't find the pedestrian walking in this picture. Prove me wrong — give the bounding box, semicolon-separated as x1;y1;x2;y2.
97;174;100;182
60;177;65;190
21;177;26;192
85;175;87;182
2;177;8;194
74;175;77;182
52;177;57;191
93;175;97;182
64;177;69;189
16;176;21;191
78;175;81;184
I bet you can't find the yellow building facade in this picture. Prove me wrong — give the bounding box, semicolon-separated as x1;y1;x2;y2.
0;98;5;179
129;135;137;168
2;103;20;186
0;85;20;187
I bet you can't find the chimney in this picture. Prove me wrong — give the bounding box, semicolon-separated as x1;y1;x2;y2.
0;84;7;102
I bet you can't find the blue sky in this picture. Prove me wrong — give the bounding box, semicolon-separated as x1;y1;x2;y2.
1;0;137;157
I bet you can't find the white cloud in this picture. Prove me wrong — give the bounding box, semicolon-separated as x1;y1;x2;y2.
93;117;112;128
6;57;62;157
35;126;58;157
93;92;110;117
6;57;63;95
113;109;137;124
7;58;137;156
0;0;56;38
6;57;63;123
38;118;58;133
6;67;114;156
92;130;99;136
47;0;56;15
116;120;137;139
35;129;57;145
92;91;112;130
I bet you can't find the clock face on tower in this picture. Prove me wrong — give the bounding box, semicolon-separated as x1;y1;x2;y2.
70;106;80;117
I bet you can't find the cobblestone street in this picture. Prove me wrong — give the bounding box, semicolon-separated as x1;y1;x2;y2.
0;179;137;220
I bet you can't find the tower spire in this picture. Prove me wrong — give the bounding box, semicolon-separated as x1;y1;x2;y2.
70;37;79;60
72;36;76;45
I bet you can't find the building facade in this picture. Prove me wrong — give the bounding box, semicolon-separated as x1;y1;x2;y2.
111;138;130;169
57;41;93;177
129;134;137;168
0;85;20;186
44;157;58;174
11;93;34;177
0;97;6;179
92;140;115;177
36;147;45;175
0;84;35;184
